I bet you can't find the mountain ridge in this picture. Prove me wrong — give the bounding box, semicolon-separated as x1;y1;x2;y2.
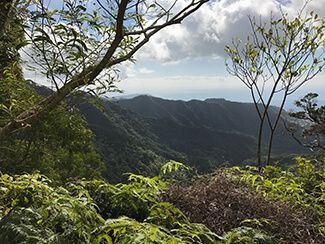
32;85;305;181
104;95;305;178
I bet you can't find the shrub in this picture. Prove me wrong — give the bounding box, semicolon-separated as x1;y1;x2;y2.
165;170;324;243
224;226;274;244
0;173;102;243
232;157;325;217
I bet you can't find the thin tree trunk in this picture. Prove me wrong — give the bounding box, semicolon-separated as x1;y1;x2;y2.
266;128;275;164
0;0;13;38
0;0;14;74
266;91;289;164
257;114;266;169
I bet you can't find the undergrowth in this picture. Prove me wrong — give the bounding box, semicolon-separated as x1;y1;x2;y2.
0;161;221;243
166;157;325;243
1;158;324;243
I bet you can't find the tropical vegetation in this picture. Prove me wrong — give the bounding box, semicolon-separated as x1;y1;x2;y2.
0;0;324;243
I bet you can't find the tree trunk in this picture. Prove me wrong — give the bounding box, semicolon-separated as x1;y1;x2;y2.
256;117;265;169
0;0;13;38
266;129;274;164
266;91;288;164
0;0;14;73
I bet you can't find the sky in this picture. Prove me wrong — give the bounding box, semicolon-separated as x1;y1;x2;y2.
23;0;325;108
111;0;325;108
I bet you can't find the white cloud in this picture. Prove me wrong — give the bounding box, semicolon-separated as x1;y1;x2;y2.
138;0;325;63
120;62;155;79
124;64;137;78
138;67;154;74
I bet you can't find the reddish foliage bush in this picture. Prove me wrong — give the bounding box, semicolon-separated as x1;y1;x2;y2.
164;174;324;243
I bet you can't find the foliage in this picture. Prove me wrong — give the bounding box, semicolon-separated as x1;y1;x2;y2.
0;0;207;138
0;79;104;181
0;162;221;243
233;157;325;217
0;64;36;123
225;8;325;166
224;226;274;244
165;160;325;243
287;93;325;150
160;161;189;176
0;105;104;181
146;202;188;229
0;11;104;181
0;0;25;72
92;216;184;244
0;173;103;243
71;161;189;220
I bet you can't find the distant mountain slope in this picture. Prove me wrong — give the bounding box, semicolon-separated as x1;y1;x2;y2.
33;85;305;181
82;95;306;180
117;96;260;135
117;95;300;148
75;98;187;182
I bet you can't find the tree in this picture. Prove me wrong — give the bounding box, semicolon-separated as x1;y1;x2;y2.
0;0;105;180
286;93;325;151
0;0;207;139
225;9;325;167
0;101;105;181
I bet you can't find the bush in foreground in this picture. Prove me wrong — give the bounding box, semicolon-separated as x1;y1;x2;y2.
0;162;220;243
165;157;325;243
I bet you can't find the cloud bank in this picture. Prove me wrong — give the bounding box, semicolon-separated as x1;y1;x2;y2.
138;0;325;62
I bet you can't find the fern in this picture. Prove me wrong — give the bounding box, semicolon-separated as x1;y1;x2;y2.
0;173;103;243
145;202;189;229
160;161;189;176
172;222;223;244
93;216;184;244
224;226;274;244
0;162;221;243
230;157;325;218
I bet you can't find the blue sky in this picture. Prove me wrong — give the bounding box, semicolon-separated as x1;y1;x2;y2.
111;0;325;108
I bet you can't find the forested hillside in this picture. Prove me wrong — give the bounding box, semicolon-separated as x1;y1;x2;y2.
34;84;307;182
118;95;305;157
77;94;306;181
